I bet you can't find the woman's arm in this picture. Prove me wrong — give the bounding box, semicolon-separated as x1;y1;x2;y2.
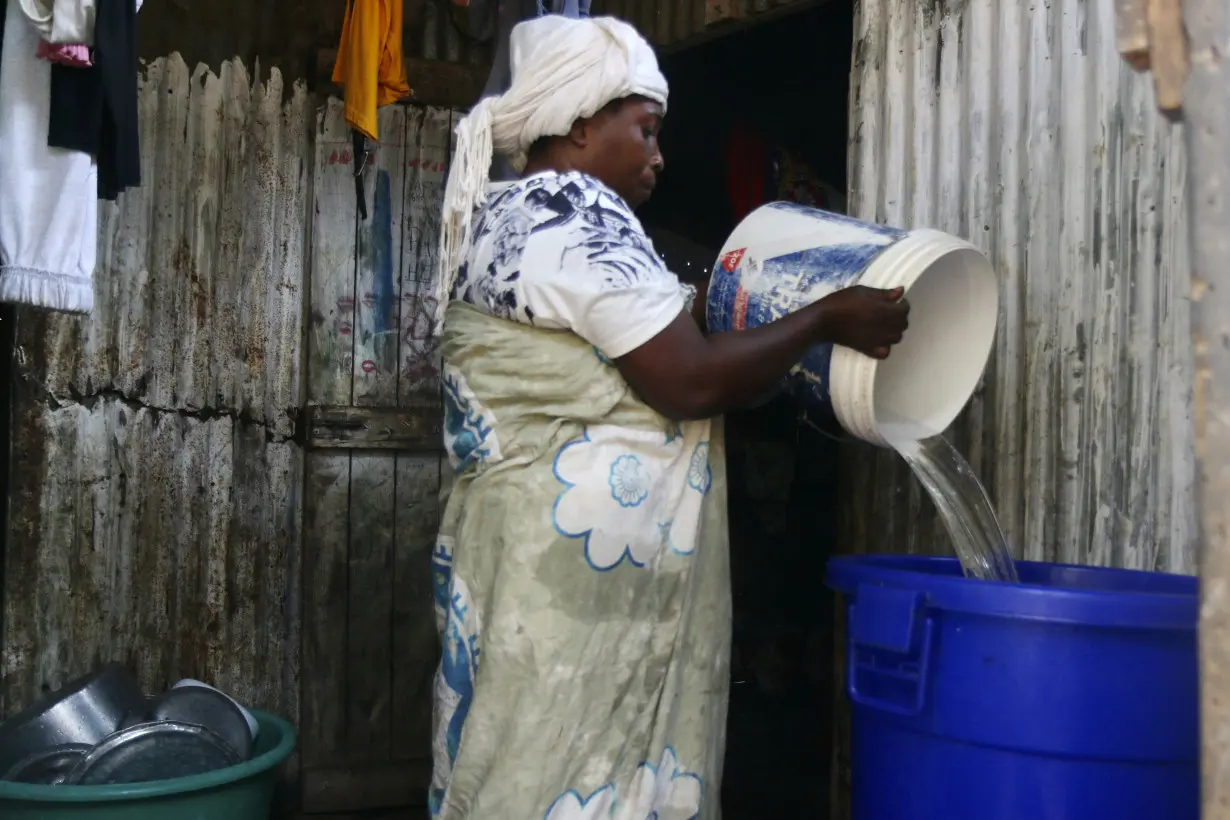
616;285;908;421
688;278;709;331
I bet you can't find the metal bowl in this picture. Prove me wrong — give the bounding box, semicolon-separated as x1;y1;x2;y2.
63;721;240;785
0;663;145;776
171;679;259;739
124;687;253;761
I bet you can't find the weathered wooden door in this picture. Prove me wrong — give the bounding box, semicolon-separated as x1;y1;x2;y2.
301;99;455;813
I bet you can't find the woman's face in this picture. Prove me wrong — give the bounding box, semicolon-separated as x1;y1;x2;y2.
579;97;665;208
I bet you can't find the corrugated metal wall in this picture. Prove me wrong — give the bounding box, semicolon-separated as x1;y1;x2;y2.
838;0;1195;575
592;0;813;48
4;55;309;722
410;0;496;64
137;0;493;88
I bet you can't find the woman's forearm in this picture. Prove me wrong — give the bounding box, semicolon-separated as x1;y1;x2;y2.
618;300;833;420
615;285;908;421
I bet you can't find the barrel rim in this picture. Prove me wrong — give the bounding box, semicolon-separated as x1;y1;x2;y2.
826;554;1197;630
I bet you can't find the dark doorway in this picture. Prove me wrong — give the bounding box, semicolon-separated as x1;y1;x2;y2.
639;3;857;817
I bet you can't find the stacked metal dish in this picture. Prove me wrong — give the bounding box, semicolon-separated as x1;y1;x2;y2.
0;664;258;786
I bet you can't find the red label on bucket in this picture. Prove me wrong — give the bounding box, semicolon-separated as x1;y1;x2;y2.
733;287;749;330
721;248;745;272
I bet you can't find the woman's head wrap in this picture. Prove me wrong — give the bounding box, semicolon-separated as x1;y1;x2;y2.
434;15;669;330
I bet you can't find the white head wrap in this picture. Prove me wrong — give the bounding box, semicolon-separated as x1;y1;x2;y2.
433;15;669;330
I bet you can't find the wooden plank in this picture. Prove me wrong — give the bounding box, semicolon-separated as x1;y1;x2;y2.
265;70;311;436
235;72;283;421
307;405;444;451
210;60;254;411
221;422;265;698
1145;0;1187;117
110;63;159;400
302;452;352;767
316;50;488;110
145;56;191;411
5;400;78;697
354;106;407;406
177;63;225;411
201;414;236;691
310;98;360;407
170;416;211;684
133;410;178;687
259;440;305;722
302;761;433;813
1116;0;1151;69
400;107;451;403
391;455;441;760
345;454;397;762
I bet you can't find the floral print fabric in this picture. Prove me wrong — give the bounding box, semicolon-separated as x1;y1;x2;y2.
429;173;730;819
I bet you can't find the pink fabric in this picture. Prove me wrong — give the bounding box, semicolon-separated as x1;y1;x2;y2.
36;40;91;67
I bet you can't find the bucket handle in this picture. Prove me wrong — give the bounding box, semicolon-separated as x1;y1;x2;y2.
798;407;854;445
847;585;933;717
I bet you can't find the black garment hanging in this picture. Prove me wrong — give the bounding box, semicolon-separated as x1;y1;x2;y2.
47;0;140;201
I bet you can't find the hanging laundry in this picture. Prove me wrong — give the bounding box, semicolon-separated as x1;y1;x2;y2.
37;40;91;66
332;0;410;141
16;0;98;46
46;0;141;201
0;0;99;313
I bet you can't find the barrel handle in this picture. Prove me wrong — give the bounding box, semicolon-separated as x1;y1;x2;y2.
847;585;934;717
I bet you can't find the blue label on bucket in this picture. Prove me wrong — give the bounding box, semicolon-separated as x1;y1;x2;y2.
707;203;907;412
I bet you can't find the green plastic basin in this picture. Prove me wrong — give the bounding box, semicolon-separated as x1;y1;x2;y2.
0;709;295;819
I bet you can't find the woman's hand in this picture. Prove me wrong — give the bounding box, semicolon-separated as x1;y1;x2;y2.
815;285;909;359
617;285;909;420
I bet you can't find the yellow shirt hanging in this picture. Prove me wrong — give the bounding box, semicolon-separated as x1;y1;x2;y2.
332;0;411;141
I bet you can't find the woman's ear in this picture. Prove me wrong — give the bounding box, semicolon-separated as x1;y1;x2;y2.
568;117;590;148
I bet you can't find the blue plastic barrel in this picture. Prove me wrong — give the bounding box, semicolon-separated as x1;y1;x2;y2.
826;554;1197;820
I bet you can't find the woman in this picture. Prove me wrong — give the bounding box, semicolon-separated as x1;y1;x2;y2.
429;15;908;820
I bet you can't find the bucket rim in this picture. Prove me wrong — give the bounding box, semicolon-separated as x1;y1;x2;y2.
0;708;296;803
825;554;1197;630
831;230;999;445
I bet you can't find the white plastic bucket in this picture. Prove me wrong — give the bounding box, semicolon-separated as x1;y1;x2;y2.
706;202;998;446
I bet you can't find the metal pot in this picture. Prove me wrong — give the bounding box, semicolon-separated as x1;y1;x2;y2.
0;662;145;776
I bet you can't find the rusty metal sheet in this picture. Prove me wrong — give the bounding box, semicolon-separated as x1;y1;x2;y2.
593;0;812;49
839;0;1195;573
3;55;307;729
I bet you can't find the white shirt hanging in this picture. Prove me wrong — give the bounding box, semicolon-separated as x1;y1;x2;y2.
16;0;140;46
0;0;99;313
